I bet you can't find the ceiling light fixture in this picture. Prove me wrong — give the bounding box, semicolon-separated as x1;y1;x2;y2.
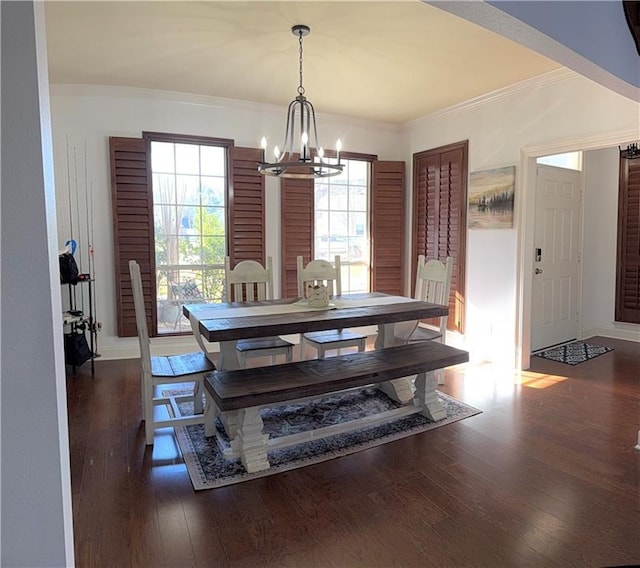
258;24;343;179
620;143;640;159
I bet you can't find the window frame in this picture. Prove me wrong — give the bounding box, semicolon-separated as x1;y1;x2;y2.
313;151;376;293
143;132;233;334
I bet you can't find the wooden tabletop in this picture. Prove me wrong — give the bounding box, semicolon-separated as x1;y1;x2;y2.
184;292;448;343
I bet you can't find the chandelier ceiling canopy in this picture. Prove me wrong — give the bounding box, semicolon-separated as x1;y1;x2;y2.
258;25;344;179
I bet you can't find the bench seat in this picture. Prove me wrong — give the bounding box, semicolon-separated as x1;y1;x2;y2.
203;341;468;473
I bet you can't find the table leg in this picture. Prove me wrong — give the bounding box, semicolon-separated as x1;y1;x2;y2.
376;322;415;404
414;370;446;421
218;340;242;370
230;407;270;473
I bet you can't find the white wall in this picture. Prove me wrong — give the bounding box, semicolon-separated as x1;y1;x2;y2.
402;69;640;365
50;69;640;365
50;86;403;359
1;2;74;566
582;148;640;342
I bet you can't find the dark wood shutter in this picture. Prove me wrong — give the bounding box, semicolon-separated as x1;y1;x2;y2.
413;141;468;333
229;147;265;266
281;177;314;298
110;137;266;337
371;161;405;294
109;136;155;337
615;157;640;323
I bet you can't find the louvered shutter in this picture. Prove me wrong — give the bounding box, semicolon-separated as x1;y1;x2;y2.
229;147;265;265
615;157;640;323
109;136;155;337
281;177;314;298
371;161;405;294
413;141;468;333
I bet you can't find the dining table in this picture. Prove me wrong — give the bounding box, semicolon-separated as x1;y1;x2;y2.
183;292;449;406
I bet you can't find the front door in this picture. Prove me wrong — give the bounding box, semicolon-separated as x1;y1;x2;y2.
531;164;582;352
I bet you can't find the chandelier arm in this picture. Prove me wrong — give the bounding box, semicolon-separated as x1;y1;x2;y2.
281;99;298;162
305;99;323;163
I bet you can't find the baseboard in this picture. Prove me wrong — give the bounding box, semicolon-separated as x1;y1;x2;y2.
581;326;640;343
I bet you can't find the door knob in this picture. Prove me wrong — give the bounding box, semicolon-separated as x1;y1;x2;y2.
535;268;543;274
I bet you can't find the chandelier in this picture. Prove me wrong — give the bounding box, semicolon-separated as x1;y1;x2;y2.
258;25;343;179
620;143;640;159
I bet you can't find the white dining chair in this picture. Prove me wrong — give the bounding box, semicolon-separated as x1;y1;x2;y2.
224;256;294;366
129;260;215;445
296;255;366;359
394;255;453;384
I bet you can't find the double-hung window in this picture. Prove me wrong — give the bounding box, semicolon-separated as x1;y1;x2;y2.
314;158;371;292
150;138;229;334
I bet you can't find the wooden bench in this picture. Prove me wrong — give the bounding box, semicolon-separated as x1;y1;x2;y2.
203;341;469;473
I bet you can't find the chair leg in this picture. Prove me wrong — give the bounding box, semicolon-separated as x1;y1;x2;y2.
143;373;155;445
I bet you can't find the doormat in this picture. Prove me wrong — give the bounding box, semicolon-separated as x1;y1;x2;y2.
172;388;481;490
533;341;613;366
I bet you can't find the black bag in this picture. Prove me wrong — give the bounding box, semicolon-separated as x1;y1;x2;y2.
64;332;92;367
59;252;79;285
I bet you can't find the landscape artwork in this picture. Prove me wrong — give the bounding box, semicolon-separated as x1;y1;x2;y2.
468;166;515;229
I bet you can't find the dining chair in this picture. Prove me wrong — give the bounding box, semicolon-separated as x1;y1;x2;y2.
129;260;215;445
394;255;453;384
296;255;366;359
224;256;294;366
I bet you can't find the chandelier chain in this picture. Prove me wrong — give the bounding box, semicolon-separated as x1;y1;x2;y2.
297;30;305;96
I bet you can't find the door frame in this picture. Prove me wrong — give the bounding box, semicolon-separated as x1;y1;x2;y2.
515;128;639;370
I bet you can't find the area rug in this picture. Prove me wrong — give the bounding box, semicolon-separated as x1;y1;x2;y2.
533;341;613;365
172;388;481;490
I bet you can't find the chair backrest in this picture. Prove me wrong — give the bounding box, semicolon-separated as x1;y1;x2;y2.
296;255;341;298
414;255;453;334
128;260;152;377
225;257;274;302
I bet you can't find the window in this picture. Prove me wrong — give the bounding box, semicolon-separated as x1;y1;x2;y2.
537;152;582;171
150;140;228;333
110;134;265;338
314;158;370;292
280;154;404;299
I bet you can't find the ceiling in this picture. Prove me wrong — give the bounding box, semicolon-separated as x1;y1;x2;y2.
44;1;562;124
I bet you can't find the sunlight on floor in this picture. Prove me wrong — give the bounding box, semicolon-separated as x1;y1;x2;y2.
453;361;568;391
514;370;568;389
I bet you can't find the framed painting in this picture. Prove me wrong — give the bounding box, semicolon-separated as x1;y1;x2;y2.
468;166;515;229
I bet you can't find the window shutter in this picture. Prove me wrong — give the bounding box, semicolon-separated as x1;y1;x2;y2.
371;161;405;294
413;141;468;333
281;177;314;299
229;147;265;266
615;157;640;323
109;136;155;337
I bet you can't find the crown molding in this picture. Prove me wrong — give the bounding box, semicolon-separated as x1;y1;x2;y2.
402;68;576;129
49;84;401;133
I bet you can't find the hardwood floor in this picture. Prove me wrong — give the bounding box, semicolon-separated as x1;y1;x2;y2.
67;336;640;567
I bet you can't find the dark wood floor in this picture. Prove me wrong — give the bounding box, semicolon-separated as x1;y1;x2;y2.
67;336;640;567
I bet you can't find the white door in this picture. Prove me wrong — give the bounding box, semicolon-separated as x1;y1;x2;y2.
531;164;582;352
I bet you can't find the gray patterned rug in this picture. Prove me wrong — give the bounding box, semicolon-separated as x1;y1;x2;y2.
533;341;613;365
173;387;481;490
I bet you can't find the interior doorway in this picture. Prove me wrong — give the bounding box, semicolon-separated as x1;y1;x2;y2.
515;128;638;370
